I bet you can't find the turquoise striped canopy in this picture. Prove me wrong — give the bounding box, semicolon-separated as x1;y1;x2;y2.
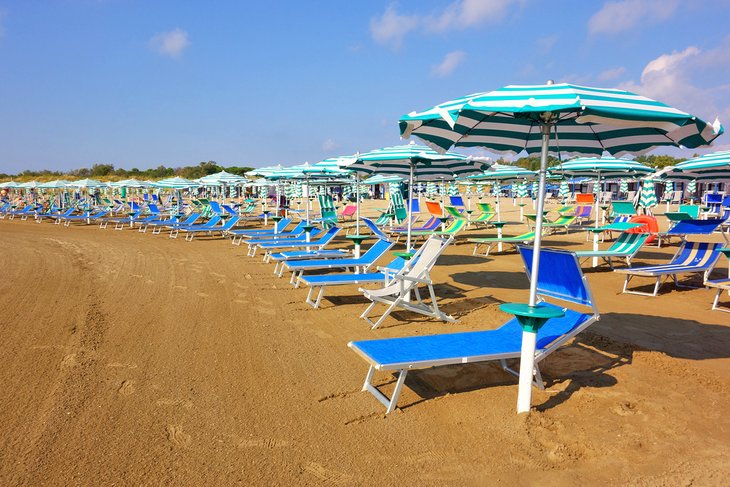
549;157;654;179
671;150;730;181
110;179;154;188
153;177;200;189
198;170;249;186
38;180;73;189
639;179;658;208
559;180;570;198
515;181;529;198
399;83;723;157
687;180;697;194
342;142;490;180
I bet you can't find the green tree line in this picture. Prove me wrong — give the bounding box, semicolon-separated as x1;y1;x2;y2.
0;161;254;182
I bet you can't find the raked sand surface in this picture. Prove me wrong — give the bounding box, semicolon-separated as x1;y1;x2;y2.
1;199;729;486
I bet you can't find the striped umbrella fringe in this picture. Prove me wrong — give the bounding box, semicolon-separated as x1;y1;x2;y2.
559;181;570;199
399;83;723;156
619;180;629;195
515;181;529;198
687;180;697;195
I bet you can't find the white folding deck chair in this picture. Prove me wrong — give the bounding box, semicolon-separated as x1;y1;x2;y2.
359;235;455;329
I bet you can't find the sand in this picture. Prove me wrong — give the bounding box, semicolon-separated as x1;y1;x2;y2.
1;200;729;486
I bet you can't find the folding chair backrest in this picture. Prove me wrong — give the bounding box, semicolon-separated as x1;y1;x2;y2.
362;218;391;241
671;242;720;268
341;205;357;217
449;195;465;208
576;193;594;204
209;201;223;215
611;201;636;216
444;219;466;233
360;238;395;262
220;216;241;230
426;201;444;218
400;237;450;281
408;198;420;214
444;206;464;219
518;246;596;312
273;217;292;232
667;218;724;235
222;204;238;216
575;206;592;218
181;213;201;226
612;232;648;251
679;204;700;219
476;202;493;214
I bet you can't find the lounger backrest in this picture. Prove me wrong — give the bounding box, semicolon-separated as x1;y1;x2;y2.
476;202;493;214
667;218;724;235
670;242;720;268
181;213;201;225
360;238;395;262
341;205;357;216
147;204;160;214
518;246;596;312
408;198;420;214
611;201;636;216
273;217;293;232
222;204;238;216
426;201;444;217
449;195;465;208
576;193;594;204
444;219;466;233
444;206;464;219
203;215;222;227
611;232;648;251
220;216;240;230
575;206;592;217
313;226;340;244
209;201;223;215
679;204;700;219
362;218;391;241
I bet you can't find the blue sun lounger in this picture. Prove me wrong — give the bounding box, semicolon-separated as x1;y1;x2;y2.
246;226;323;257
298;255;411;309
169;215;222;238
62;209;109;226
228;218;296;245
283;238;395;283
655;218;727;247
348;246;600;413
144;213;201;234
614;241;722;296
705;248;730;312
259;226;341;261
178;216;241;241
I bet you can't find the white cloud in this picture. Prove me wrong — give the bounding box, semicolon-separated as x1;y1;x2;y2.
588;0;678;35
149;28;191;58
597;66;626;81
431;50;466;78
617;44;729;125
322;138;337;151
370;5;419;50
371;1;523;48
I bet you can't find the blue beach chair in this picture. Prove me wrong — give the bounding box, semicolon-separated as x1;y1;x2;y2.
228;217;295;245
245;226;323;257
655;218;727;247
614;241;722;296
258;226;341;261
169;215;222;238
348;246;600;413
178;216;241;241
282;238;395;283
298;256;411;309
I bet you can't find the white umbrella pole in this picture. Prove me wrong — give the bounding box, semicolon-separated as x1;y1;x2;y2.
517;123;550;415
355;173;361;236
406;164;414;250
594;174;601;228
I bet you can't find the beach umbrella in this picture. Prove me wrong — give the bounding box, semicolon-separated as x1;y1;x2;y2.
558;180;570;201
426;182;437;198
0;181;22;188
550;157;654;227
400;80;723;414
152;177;199;189
110;179;154;188
198;170;249;186
515;181;529;199
619;179;629;197
67;178;106;189
38;180;72;188
339;142;490;249
687;180;697;202
639;179;658;212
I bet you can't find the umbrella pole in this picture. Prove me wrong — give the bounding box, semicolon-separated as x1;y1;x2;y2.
594;174;600;228
517;123;551;415
406;164;414;251
355;173;361;236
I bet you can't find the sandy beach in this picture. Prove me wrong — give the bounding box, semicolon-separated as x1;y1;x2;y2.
1;200;729;486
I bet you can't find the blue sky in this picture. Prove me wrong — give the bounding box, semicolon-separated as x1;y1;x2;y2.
1;0;730;172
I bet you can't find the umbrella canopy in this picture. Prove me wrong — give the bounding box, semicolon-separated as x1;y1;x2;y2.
363;174;404;185
109;179;153;188
639;179;658;209
67;178;106;189
399;80;723;415
152;177;200;189
19;181;40;189
515;181;529;198
38;180;72;189
687;179;697;195
400;83;723;157
0;181;22;188
197;170;249;186
619;180;629;196
666;150;730;181
340;142;490;248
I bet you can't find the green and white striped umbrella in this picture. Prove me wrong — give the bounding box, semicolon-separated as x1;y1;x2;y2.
558;180;570;199
619;180;629;196
447;182;459;196
198;170;249;186
19;181;40;189
110;179;154;188
399;81;724;414
426;181;438;197
476;184;484;196
515;181;529;198
664;181;674;193
1;181;22;188
68;178;107;189
38;180;72;189
667;150;730;181
468;163;536;183
400;83;723;157
531;180;539;198
687;179;697;195
363;174;404;185
153;177;200;189
639;179;658;209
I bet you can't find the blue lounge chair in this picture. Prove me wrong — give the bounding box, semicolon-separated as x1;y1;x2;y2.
178;216;241;241
298;256;411;309
169;215;222;238
655;218;727;247
361;217;392;242
705;248;730;312
228;218;295;245
62;209;109;226
348;246;600;413
37;207;75;224
145;213;201;234
258;226;341;261
614;241;722;296
283;238;395;283
245;226;323;257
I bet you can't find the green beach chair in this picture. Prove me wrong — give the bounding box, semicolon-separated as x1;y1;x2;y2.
574;232;649;269
469;231;537;256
